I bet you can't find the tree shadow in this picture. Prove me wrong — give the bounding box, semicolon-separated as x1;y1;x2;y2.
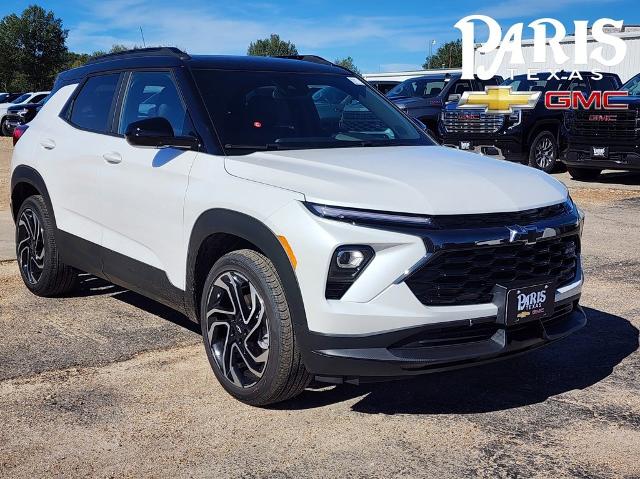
278;307;638;414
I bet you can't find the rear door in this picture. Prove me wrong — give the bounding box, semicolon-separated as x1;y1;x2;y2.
97;70;199;290
39;72;123;275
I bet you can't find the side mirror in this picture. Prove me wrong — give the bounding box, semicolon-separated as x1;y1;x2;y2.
125;117;199;150
447;93;461;103
412;118;428;131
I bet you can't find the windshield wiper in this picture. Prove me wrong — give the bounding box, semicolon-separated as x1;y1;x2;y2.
223;143;283;151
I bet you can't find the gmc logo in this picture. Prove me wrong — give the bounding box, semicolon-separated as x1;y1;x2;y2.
589;114;616;122
545;91;629;110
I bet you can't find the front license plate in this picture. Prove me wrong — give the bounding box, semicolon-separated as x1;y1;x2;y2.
460;140;472;150
591;146;608;158
506;283;555;325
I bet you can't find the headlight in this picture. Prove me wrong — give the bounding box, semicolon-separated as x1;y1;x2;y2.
305;202;435;228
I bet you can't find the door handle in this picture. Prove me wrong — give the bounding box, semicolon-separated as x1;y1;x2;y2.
103;152;122;164
40;138;56;150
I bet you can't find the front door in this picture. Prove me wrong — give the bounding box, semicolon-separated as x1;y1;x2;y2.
97;70;198;292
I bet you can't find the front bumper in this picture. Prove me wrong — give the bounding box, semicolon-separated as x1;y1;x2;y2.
440;132;526;162
306;297;585;381
563;139;640;171
269;200;584;380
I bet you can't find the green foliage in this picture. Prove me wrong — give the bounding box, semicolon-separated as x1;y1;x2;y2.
334;57;360;74
422;39;462;69
247;34;298;57
0;5;68;91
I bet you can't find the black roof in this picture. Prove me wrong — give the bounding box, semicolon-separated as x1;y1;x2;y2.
56;48;350;87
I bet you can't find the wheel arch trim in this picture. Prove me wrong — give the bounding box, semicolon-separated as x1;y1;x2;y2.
186;208;310;336
10;165;55;226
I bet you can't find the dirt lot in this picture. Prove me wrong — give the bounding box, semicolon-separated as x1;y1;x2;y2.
1;141;639;477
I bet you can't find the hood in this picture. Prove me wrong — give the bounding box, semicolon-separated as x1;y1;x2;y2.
391;97;432;109
225;146;568;215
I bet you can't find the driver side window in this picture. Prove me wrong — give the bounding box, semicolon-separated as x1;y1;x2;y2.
118;71;193;136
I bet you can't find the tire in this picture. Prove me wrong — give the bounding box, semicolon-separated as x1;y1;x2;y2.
567;167;602;181
15;195;78;296
528;131;558;173
1;117;11;137
200;249;311;406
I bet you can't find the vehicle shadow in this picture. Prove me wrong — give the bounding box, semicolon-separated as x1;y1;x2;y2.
277;307;638;414
578;171;640;185
73;274;201;334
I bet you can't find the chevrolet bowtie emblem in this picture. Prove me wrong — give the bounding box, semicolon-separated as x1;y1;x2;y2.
458;86;541;114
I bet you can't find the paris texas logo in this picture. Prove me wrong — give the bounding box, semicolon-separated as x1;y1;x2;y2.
454;16;629;113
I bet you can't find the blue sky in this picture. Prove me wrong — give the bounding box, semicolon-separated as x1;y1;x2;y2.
1;0;638;73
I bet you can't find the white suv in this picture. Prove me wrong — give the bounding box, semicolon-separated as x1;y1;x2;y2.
10;49;586;405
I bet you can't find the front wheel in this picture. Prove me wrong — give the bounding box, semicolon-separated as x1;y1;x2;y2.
200;249;311;406
528;131;558;173
567;167;602;181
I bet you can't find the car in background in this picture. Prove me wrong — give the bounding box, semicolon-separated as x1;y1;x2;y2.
561;73;640;180
0;93;25;104
387;73;503;137
1;91;49;135
3;96;49;135
368;80;400;95
439;72;622;172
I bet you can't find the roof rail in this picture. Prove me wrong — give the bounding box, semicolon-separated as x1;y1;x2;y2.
275;55;355;74
87;47;190;64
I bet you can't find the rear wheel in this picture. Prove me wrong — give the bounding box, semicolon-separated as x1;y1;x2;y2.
15;195;78;296
528;131;558;173
200;249;311;406
567;167;602;181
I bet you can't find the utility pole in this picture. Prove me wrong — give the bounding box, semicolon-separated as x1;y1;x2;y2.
427;39;436;68
140;26;146;48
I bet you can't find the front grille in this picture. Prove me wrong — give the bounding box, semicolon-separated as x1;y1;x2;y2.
572;110;639;139
432;202;568;229
406;235;579;306
443;110;505;134
340;110;387;132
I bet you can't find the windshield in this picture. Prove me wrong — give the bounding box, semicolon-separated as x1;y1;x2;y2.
387;77;447;98
194;70;433;153
501;76;550;92
622;75;640;95
11;94;30;104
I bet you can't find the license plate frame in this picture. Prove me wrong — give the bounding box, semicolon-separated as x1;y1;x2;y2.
505;282;556;325
591;146;609;159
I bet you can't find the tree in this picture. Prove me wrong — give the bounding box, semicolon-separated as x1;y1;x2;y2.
247;34;297;57
422;39;462;70
334;57;360;74
0;5;68;91
65;44;139;70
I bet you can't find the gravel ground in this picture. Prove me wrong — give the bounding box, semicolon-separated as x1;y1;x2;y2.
0;141;639;478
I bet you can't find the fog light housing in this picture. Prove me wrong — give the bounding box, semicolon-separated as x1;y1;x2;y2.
326;245;375;299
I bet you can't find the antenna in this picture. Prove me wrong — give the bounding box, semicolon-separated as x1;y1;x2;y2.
139;26;146;48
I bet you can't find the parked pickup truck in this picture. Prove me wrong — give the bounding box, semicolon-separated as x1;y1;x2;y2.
438;72;622;172
561;73;640;180
387;73;502;138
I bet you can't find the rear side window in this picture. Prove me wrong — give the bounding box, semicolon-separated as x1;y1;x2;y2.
69;74;120;133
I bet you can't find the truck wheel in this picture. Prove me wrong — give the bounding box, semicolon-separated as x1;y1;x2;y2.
528;131;557;173
200;249;311;406
567;167;602;181
15;195;78;296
